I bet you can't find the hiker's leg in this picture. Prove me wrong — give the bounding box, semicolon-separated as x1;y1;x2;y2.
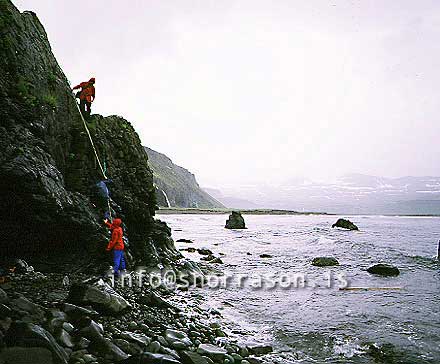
120;252;126;271
113;250;122;275
79;99;86;117
86;101;91;119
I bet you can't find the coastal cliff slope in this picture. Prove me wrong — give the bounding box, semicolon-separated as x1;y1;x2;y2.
0;0;181;271
144;146;224;209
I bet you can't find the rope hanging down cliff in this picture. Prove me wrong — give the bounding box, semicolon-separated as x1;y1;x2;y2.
73;97;107;179
72;92;112;220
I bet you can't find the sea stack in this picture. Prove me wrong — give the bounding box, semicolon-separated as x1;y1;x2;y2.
225;211;246;229
332;218;359;231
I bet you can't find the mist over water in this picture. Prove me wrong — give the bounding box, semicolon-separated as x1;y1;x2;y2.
161;214;440;363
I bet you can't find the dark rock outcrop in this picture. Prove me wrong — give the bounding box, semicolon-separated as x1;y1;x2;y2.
311;257;339;267
367;264;400;277
67;280;132;315
225;211;246;229
0;0;182;271
2;322;68;364
332;218;359;230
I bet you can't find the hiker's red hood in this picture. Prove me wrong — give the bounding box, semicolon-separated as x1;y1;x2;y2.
111;218;122;229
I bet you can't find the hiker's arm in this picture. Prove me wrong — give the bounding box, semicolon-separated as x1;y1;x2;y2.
72;84;81;90
106;230;118;251
104;220;112;229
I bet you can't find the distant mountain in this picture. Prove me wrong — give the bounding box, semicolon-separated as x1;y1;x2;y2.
144;147;224;209
214;174;440;214
203;188;259;209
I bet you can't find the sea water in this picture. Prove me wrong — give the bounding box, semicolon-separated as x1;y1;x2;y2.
159;214;440;363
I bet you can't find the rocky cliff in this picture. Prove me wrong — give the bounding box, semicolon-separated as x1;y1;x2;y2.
0;0;181;271
144;147;224;209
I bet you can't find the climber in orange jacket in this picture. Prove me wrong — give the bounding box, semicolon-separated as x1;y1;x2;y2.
104;218;125;276
72;77;95;119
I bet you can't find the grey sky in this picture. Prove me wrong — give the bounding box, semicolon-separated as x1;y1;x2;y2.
14;0;440;187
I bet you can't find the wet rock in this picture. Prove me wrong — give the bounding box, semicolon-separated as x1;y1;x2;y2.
119;352;182;364
77;318;104;341
331;219;358;230
62;322;74;333
88;337;129;361
0;288;8;304
10;296;45;320
0;304;12;319
3;322;68;364
56;328;74;348
67;280;131;315
75;337;91;350
119;331;151;348
160;346;180;360
14;259;34;274
139;291;180;311
180;350;211;364
62;303;98;319
246;343;273;355
181;247;197;253
225;211;246;229
259;254;272;259
113;339;142;355
367;264;400;277
197;248;213;256
177;239;194;244
311;257;339;267
0;347;54;364
197;343;227;361
148;340;161;353
165;328;192;349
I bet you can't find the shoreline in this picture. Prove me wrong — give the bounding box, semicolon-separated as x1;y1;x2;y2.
156;208;331;216
156;207;440;217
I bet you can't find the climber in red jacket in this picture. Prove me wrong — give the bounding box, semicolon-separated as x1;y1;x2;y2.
72;77;95;120
104;218;125;276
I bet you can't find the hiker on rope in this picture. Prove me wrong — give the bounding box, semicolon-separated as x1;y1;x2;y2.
96;179;112;219
104;217;125;277
72;77;95;119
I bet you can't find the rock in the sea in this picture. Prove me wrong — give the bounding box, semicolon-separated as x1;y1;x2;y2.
367;264;400;277
197;343;227;361
246;343;273;356
225;211;246;229
67;279;131;315
3;322;68;364
259;254;272;259
177;239;194;244
332;218;358;230
311;257;339;267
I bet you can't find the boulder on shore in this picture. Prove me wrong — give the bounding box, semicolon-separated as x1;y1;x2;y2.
332;218;359;231
367;264;400;277
225;212;246;229
67;279;131;315
312;257;339;267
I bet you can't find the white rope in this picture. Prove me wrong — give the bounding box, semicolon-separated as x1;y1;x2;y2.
73;97;107;179
73;95;112;220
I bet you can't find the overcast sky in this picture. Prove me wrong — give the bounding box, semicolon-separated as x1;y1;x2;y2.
14;0;440;187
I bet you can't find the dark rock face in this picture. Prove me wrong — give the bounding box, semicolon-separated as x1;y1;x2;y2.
0;0;181;270
225;211;246;229
367;264;400;277
311;257;339;267
3;322;68;364
332;218;359;230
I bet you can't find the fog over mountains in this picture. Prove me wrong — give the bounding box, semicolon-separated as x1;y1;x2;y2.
206;174;440;215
